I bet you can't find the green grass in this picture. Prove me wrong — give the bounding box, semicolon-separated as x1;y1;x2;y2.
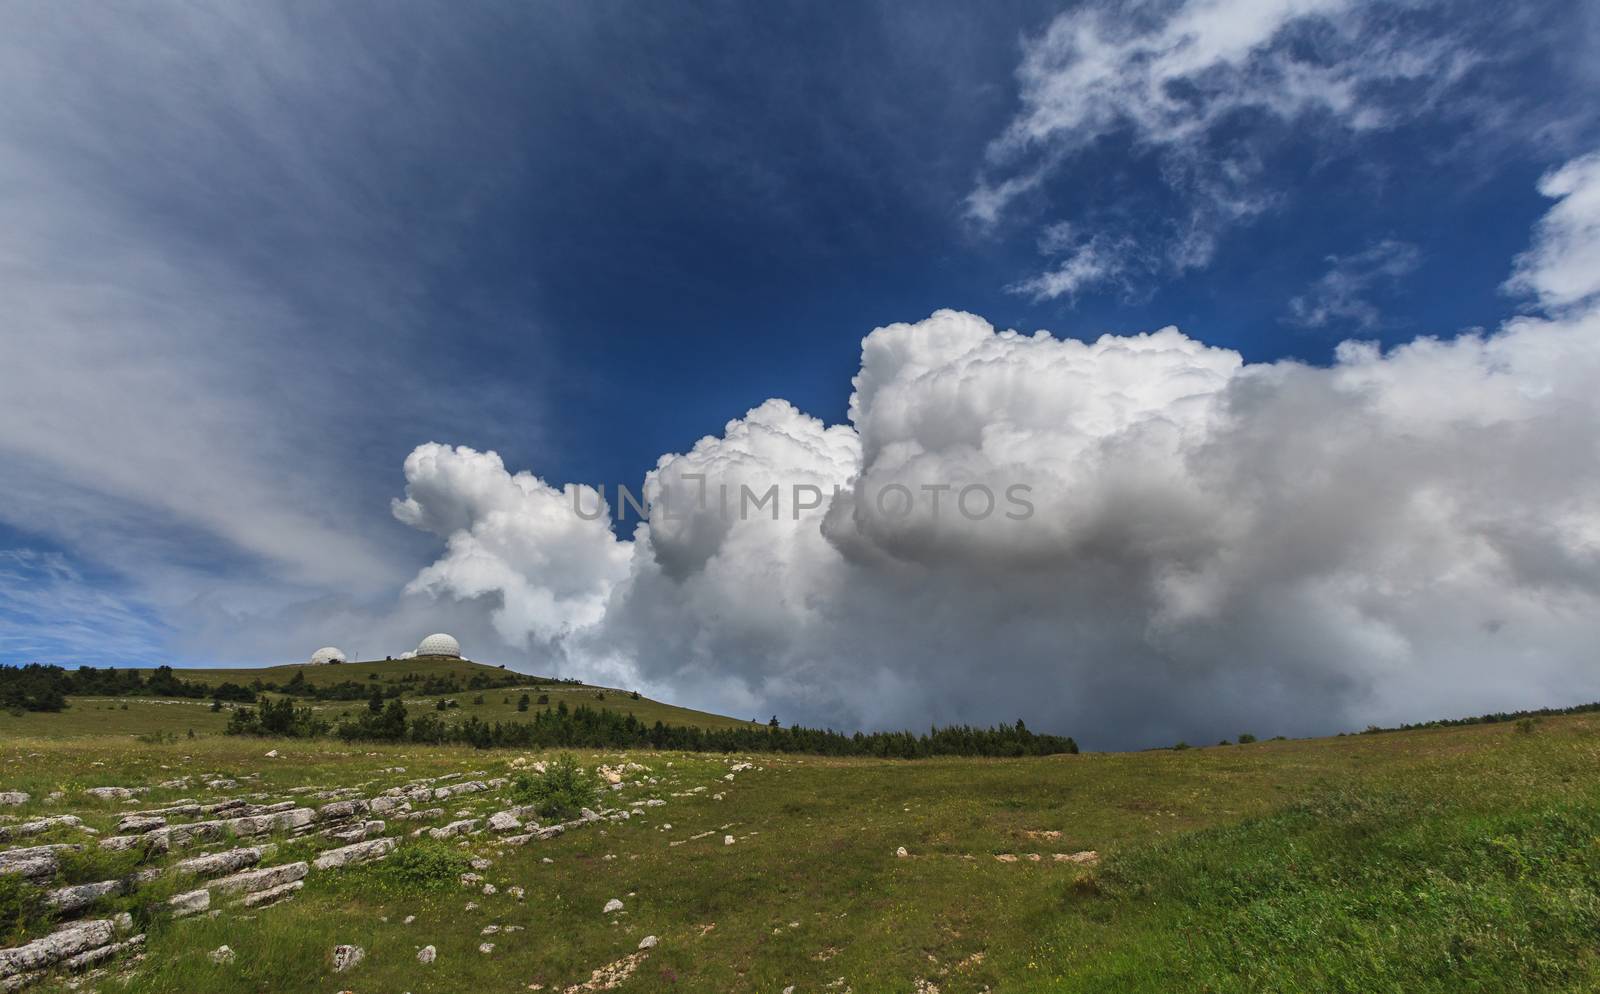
2;709;1598;992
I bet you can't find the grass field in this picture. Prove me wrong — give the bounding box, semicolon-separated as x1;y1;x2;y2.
2;701;1598;992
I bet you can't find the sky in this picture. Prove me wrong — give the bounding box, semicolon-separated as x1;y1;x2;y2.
3;0;1599;748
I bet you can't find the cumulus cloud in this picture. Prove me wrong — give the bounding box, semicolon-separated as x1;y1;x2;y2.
392;444;632;648
1505;152;1600;312
398;153;1600;749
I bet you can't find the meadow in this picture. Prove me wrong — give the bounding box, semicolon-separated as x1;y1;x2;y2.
1;679;1597;992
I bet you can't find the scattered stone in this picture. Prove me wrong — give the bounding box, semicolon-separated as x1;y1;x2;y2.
507;886;525;900
562;951;648;993
239;879;303;908
330;944;365;973
896;846;909;858
723;835;735;846
603;898;624;914
638;935;658;950
416;945;436;964
264;750;278;758
478;942;495;954
403;915;416;924
209;944;235;964
0;792;28;806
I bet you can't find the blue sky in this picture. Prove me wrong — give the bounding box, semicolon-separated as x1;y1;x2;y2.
4;0;1600;743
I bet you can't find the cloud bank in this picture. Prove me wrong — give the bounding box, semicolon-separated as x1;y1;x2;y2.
397;153;1600;749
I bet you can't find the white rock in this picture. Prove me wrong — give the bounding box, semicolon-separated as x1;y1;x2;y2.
331;944;364;972
896;846;908;858
487;811;522;833
638;935;658;950
264;750;279;758
313;837;398;871
603;898;624;914
417;944;436;964
0;792;28;806
210;944;235;964
169;889;211;917
478;942;495;954
724;835;736;846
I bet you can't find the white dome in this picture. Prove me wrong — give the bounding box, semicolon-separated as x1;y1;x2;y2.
397;650;416;660
416;633;461;658
309;646;346;665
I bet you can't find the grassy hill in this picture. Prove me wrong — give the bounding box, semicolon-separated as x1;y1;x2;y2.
2;700;1598;991
19;657;762;736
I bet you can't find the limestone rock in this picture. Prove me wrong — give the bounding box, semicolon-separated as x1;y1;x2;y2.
417;944;436;964
331;944;365;972
169;889;211;917
638;935;658;950
210;944;235;964
211;861;309;896
313;836;398;870
603;898;624;914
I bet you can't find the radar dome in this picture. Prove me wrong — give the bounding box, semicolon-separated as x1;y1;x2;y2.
416;633;461;658
397;650;416;660
309;646;346;665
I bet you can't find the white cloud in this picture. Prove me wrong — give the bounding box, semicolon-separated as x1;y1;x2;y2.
973;0;1477;295
392;444;633;648
1287;238;1421;329
396;152;1600;748
1505;152;1600;312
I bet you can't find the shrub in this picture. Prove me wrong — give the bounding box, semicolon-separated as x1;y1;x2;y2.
352;838;470;894
1515;718;1538;735
1172;741;1190;751
537;694;549;705
506;752;599;820
0;875;51;944
1238;733;1257;744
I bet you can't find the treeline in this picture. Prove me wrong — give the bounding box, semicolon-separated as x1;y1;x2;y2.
1362;699;1600;734
226;698;1079;758
0;664;254;713
251;669;530;702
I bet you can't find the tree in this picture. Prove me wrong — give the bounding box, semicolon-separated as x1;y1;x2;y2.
368;688;384;714
517;693;530;712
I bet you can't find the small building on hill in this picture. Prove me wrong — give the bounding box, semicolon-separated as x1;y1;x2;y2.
415;633;462;658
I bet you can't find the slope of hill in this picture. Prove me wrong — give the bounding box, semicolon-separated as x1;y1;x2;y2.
0;710;1596;992
15;657;761;735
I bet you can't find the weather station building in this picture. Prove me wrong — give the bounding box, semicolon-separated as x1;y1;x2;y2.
414;633;462;658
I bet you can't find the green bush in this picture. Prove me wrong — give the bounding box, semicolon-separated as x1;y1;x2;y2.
346;839;470;895
507;752;599;820
1237;733;1257;744
0;875;51;945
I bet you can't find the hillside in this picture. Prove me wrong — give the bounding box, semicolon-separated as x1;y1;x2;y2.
1;704;1598;991
5;658;760;736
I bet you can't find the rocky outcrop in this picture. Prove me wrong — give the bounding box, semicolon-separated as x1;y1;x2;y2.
0;845;78;882
174;846;268;879
0;917;141;988
211;861;309;897
312;837;397;871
